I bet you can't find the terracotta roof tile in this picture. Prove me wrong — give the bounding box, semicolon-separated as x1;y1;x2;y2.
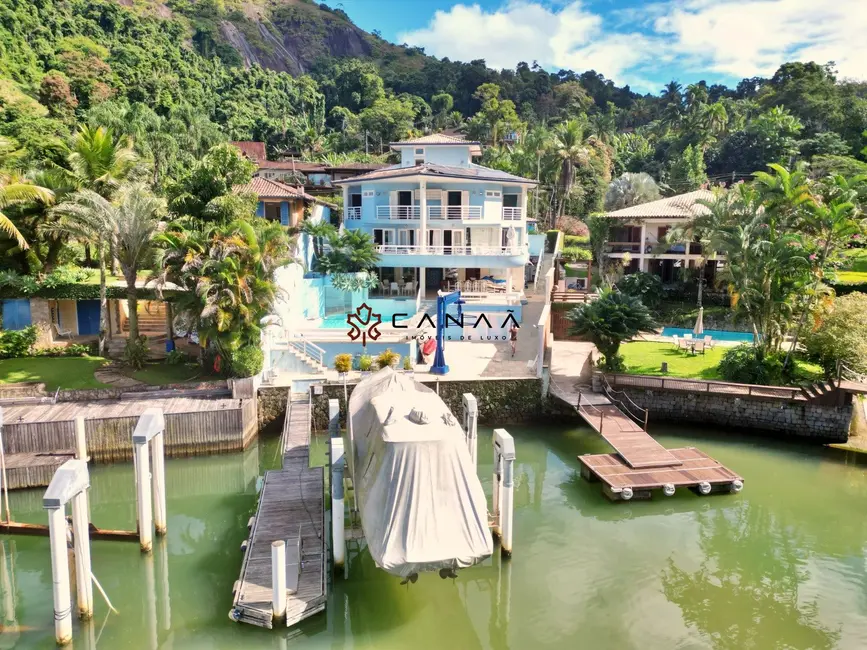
604;190;715;219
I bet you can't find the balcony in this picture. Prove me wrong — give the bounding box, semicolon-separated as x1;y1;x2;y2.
606;242;710;255
375;244;524;256
345;207;361;220
376;206;420;220
428;206;483;221
502;207;523;220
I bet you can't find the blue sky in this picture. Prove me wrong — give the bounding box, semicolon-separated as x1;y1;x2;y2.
332;0;867;94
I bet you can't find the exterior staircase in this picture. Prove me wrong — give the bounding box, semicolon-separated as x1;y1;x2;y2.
800;380;840;405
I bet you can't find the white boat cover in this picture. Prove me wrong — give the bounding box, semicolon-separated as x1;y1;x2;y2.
347;367;493;577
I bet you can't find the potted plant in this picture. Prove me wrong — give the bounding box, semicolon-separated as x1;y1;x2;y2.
358;354;373;377
334;353;352;378
376;348;400;369
403;354;413;376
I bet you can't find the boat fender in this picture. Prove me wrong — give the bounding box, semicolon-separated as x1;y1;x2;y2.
408;408;429;425
663;483;676;497
698;481;712;495
730;479;744;493
240;539;248;552
229;608;241;622
620;487;634;501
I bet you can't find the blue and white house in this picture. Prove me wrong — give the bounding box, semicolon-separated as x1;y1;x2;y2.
335;134;537;297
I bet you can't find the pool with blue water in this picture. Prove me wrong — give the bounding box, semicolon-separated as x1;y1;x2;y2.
320;311;412;328
661;327;755;342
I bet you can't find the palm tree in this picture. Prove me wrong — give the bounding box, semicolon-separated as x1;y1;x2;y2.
604;172;661;212
552;120;590;228
63;125;139;198
47;190;115;355
112;184;166;340
300;219;336;261
0;137;51;250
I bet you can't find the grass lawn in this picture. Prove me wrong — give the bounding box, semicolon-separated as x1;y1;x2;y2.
621;341;725;379
564;265;588;278
0;356;110;390
123;362;210;386
833;271;867;283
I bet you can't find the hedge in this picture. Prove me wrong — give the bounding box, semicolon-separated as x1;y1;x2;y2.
564;234;590;247
829;282;867;296
0;284;178;301
545;230;561;254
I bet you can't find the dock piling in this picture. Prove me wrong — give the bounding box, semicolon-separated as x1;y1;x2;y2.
132;408;167;551
47;507;72;645
271;541;287;623
462;394;478;470
330;437;345;569
135;437;153;553
493;429;515;557
152;433;166;536
328;399;339;437
71;490;93;619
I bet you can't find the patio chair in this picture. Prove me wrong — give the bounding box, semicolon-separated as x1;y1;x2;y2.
379;281;388;295
403;281;414;295
677;338;691;351
390;282;399;295
671;334;680;349
703;335;714;348
692;340;706;354
54;324;73;339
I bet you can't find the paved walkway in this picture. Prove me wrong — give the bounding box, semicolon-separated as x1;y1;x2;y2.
93;364;144;388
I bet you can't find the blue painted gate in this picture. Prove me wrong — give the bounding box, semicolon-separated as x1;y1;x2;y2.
76;300;101;336
1;299;31;330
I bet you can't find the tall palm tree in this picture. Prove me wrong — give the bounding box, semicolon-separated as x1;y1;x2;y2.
46;190;114;355
63;125;139;198
113;184;166;340
552;120;589;227
0;136;51;250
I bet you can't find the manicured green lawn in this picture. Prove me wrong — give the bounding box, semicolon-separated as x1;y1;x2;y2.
564;265;588;278
834;271;867;283
620;341;725;379
0;356;110;390
124;362;209;386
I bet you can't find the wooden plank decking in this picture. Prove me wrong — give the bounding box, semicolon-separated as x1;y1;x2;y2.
232;392;326;630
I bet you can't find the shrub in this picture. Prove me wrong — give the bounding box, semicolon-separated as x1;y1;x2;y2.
230;347;264;378
122;335;150;370
358;354;372;371
0;326;38;358
561;246;592;263
617;272;663;308
802;292;867;377
334;353;352;373
718;344;784;385
564;234;590;247
376;348;400;369
165;349;191;365
545;230;561;254
403;355;413;370
32;344;91;357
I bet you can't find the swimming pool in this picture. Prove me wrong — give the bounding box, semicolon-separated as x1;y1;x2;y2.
661;327;755;342
320;311;412;329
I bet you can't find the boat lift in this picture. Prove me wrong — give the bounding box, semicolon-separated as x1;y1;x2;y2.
329;390;515;570
430;290;465;375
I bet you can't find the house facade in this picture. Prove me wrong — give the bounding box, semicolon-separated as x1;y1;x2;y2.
602;190;722;283
334;134;536;295
233;177;333;228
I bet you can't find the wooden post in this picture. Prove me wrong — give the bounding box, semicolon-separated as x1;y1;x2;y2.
135;439;153;553
152;432;166;536
47;506;72;645
599;411;604;434
271;541;287;623
71;491;93;619
643;410;649;432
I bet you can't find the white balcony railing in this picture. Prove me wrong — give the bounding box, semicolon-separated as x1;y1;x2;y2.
502;207;523;220
375;244;525;256
345;207;361;220
376;206;420;220
428;206;483;220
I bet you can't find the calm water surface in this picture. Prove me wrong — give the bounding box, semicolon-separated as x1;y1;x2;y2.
1;424;866;649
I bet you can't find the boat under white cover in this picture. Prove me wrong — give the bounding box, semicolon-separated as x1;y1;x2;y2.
347;367;493;578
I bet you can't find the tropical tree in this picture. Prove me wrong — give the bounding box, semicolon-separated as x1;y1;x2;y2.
112;184;166;340
553;119;590;227
317;229;379;273
604;172;661;211
300;219;336;261
568;289;656;370
61;125;138;198
0;136;51;250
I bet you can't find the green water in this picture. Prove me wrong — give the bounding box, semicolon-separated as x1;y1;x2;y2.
1;425;867;649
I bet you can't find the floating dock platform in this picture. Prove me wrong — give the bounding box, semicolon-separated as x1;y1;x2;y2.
231;392;326;629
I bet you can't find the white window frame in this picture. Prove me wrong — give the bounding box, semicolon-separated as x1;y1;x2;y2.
374;228;396;246
485;190;502;199
362;190;374;198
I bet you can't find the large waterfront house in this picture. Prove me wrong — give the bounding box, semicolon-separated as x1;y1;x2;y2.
334;134;537;296
233;177;333;227
602;190;721;283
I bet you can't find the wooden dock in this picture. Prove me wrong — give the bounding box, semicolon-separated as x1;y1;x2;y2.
231;392;326;629
550;377;743;501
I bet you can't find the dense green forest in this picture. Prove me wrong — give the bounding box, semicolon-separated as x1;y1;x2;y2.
2;0;867;223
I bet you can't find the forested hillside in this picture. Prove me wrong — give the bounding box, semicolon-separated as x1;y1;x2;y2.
2;0;867;223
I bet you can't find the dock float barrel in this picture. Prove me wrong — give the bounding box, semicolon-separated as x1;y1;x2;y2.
271;541;287;623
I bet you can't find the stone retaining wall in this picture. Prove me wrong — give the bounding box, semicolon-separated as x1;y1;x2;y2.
622;387;852;442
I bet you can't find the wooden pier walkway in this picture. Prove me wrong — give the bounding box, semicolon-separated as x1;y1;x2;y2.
550;375;743;501
232;392;326;629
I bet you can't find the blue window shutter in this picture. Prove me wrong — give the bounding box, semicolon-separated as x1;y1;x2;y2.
280;202;289;226
2;299;32;330
256;201;265;217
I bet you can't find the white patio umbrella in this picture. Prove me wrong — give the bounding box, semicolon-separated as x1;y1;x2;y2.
693;307;704;336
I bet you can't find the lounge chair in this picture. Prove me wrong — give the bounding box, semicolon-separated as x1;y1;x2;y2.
672;334;680;348
692;340;706;354
703;335;714;348
390;282;399;295
54;324;73;339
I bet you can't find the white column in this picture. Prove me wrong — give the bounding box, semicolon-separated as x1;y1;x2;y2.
135;440;153;553
152;433;167;536
271;541;287;623
493;429;515;556
462;394;478;471
74;416;87;462
342;185;349;221
330;437;345;569
419;267;426;296
48;506;72;646
520;186;528;221
71;491;93;619
419;180;427;254
492;445;501;538
639;222;647;272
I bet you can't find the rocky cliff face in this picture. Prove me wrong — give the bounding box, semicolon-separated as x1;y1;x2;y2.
218;3;373;75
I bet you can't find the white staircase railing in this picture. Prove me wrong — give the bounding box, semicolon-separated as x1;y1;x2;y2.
288;338;326;368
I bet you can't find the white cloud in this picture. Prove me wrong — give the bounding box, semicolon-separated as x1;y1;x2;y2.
398;0;867;86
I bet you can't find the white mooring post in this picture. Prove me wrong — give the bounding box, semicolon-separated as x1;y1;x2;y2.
331;437;346;569
462;394;478;471
328;399;340;437
43;458;91;645
132;409;167;553
271;540;287;623
492;429;516;557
